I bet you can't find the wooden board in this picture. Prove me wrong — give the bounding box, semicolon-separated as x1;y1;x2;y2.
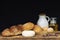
0;31;60;40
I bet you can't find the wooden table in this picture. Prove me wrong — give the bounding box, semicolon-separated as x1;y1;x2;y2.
0;31;60;40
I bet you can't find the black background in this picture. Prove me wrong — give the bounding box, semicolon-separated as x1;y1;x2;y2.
1;0;60;32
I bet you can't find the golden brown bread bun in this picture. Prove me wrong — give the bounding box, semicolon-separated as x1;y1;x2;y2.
47;27;54;33
22;22;34;30
40;27;54;35
17;24;23;31
2;25;22;36
9;26;18;33
9;25;22;35
43;27;48;31
2;28;13;36
33;25;43;34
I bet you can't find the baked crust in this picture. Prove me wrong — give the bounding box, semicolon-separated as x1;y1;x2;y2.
33;25;43;34
22;22;34;30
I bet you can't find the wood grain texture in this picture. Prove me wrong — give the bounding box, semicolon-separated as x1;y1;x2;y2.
0;31;60;40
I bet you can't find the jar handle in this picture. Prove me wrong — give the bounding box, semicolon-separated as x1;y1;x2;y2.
46;16;50;22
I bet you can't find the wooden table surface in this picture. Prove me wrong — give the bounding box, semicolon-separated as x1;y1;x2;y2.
0;31;60;40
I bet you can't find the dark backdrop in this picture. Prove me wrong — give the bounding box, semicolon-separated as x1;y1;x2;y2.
1;0;60;32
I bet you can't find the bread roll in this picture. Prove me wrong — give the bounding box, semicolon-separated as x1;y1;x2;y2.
47;27;54;33
9;26;18;33
22;22;34;30
2;25;22;36
10;25;22;35
33;25;43;34
2;28;13;36
43;27;48;31
17;24;23;31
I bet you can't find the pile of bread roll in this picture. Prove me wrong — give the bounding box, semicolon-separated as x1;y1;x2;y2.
1;22;54;37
